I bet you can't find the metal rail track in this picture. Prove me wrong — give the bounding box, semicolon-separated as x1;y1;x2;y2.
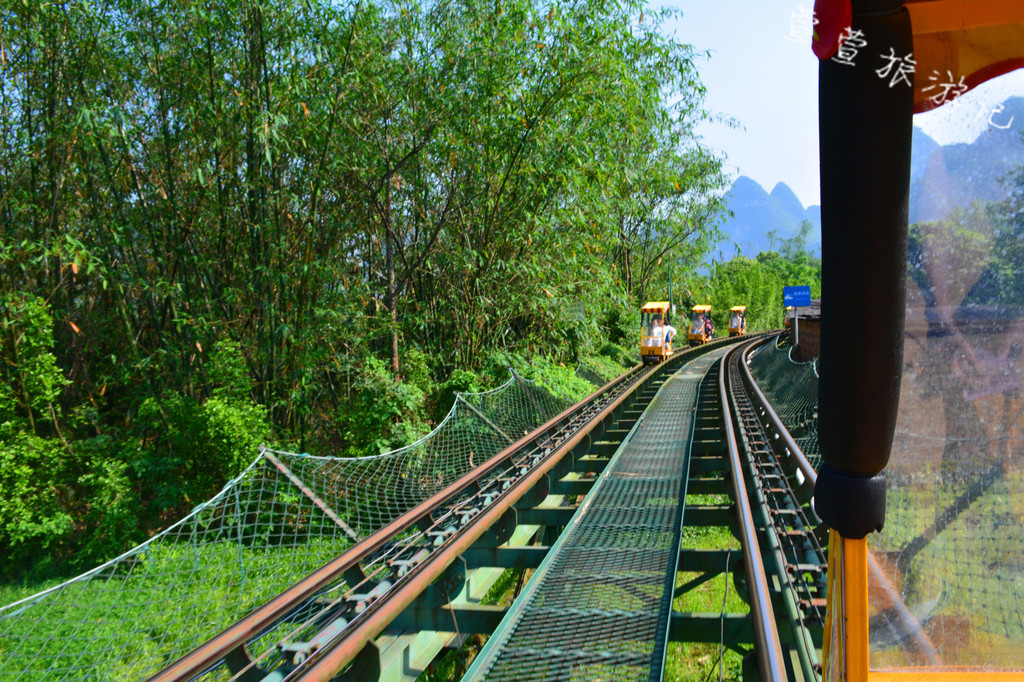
736;338;941;668
463;348;729;681
285;335;813;682
723;340;827;680
153;334;898;682
152;339;738;682
717;344;792;680
283;341;738;681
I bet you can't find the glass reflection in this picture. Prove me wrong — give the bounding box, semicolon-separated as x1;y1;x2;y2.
870;73;1024;671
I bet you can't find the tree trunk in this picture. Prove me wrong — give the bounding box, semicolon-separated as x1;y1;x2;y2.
384;180;400;374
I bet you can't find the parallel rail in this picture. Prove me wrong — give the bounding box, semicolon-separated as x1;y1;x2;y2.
282;341;735;680
724;340;827;680
718;344;791;680
151;334;860;681
152;339;738;682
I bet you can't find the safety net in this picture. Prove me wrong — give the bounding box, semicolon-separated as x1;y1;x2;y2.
0;371;569;680
746;338;821;470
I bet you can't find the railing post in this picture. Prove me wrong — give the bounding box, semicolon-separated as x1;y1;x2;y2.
814;0;914;678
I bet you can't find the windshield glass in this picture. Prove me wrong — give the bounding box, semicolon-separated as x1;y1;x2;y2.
641;312;662;345
868;69;1024;671
689;313;704;334
730;313;742;328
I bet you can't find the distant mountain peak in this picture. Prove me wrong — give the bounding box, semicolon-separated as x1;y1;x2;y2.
769;181;799;200
731;175;764;192
716;176;821;259
717;95;1024;260
909;95;1024;223
769;182;806;222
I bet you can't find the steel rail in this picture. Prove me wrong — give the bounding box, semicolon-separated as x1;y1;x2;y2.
287;348;693;681
719;343;789;681
739;338;818;492
739;335;941;666
729;343;822;681
289;340;745;680
149;364;647;682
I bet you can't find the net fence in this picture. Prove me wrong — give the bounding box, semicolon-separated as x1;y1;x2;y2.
746;336;821;470
0;371;568;681
870;306;1024;671
747;318;1024;670
866;73;1024;672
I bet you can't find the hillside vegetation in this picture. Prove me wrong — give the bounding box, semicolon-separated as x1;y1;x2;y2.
0;0;736;580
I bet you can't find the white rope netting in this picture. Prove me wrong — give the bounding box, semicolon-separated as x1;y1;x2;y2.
0;372;568;680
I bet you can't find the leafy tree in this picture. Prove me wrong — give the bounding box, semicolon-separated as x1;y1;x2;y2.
0;0;727;576
780;220;815;261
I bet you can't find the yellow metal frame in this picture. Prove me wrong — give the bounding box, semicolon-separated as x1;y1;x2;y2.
639;301;672;362
871;674;1024;681
687;304;713;345
823;531;869;682
728;305;747;335
821;531;1024;681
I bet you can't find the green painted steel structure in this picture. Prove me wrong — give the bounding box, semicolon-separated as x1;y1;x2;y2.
463;350;729;681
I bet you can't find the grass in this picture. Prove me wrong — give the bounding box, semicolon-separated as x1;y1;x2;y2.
417;568;524;681
0;537;351;681
664;496;746;682
868;468;1024;669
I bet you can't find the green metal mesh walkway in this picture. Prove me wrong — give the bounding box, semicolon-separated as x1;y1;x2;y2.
464;349;727;682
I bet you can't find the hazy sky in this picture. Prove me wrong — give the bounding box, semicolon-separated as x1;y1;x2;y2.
658;2;1024;210
660;2;822;208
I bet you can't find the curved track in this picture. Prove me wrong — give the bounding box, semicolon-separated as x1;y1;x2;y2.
152;335;836;682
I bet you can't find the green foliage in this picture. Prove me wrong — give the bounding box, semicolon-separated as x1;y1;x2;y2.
687;232;822;333
206;340;254;401
907;201;1022;310
131;393;270;512
401;349;436;397
0;294;69;429
0;427;141;578
517;358;596;405
706;256;788;332
780;220;816;261
0;0;727;578
598;341;637;368
70;439;138;570
0;429;74;567
602;309;634;346
578;352;631;384
430;369;485;423
334;357;429;457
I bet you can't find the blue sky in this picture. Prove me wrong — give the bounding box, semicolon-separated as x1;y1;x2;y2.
658;2;1024;210
659;2;822;208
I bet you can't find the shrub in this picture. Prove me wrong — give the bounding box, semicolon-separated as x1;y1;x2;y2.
334;356;429;456
598;341;637;367
430;369;484;423
0;293;69;430
131;393;270;516
0;427;75;570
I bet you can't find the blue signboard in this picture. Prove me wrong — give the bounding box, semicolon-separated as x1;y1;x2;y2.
783;285;812;307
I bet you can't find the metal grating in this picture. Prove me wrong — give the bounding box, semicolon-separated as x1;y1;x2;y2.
464;350;727;681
